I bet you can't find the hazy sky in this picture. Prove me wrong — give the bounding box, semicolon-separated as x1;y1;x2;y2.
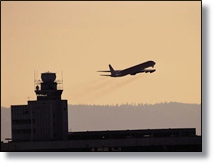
2;1;201;107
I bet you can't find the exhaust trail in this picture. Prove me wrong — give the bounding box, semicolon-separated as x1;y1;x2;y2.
70;77;113;103
96;76;141;97
70;75;141;104
86;76;141;102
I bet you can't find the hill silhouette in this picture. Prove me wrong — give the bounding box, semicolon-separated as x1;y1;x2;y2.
1;102;201;142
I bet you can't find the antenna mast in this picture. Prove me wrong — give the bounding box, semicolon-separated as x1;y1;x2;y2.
61;70;63;90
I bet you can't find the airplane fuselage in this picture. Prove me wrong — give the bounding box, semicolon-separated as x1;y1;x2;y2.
98;60;156;77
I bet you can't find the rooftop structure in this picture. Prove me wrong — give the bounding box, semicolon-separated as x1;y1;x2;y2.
1;128;201;152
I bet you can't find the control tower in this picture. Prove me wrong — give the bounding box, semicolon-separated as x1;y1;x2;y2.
35;72;63;100
11;72;68;142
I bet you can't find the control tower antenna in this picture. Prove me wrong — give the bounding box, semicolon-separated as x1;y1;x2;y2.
34;70;37;90
62;70;63;89
34;70;35;90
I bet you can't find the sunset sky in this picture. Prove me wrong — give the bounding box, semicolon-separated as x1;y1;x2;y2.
2;1;201;107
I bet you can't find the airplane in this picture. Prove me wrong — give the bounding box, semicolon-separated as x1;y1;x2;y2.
98;60;156;77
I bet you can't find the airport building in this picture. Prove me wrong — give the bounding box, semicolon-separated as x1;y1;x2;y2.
2;128;201;151
11;72;68;142
1;72;202;152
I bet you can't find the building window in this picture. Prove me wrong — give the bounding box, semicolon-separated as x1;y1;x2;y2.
12;119;35;124
13;129;31;134
23;111;29;114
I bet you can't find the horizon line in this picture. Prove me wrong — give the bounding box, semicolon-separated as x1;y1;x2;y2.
1;101;201;108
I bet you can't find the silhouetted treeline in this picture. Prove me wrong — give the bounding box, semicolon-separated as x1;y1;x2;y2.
68;102;201;135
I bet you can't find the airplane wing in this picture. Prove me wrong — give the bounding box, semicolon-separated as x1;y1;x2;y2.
97;70;120;72
143;69;156;73
100;74;111;76
130;69;156;75
97;71;111;72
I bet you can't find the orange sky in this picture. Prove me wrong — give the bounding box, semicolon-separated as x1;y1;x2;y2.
1;1;201;107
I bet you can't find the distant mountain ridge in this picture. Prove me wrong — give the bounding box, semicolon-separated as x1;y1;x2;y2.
68;102;201;135
69;102;200;108
1;102;201;142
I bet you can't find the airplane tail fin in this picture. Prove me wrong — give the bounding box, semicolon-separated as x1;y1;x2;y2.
109;64;116;76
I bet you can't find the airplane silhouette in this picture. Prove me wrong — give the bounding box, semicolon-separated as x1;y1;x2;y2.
98;60;156;77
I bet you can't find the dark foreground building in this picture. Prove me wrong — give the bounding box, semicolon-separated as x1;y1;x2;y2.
1;128;201;151
1;72;202;152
